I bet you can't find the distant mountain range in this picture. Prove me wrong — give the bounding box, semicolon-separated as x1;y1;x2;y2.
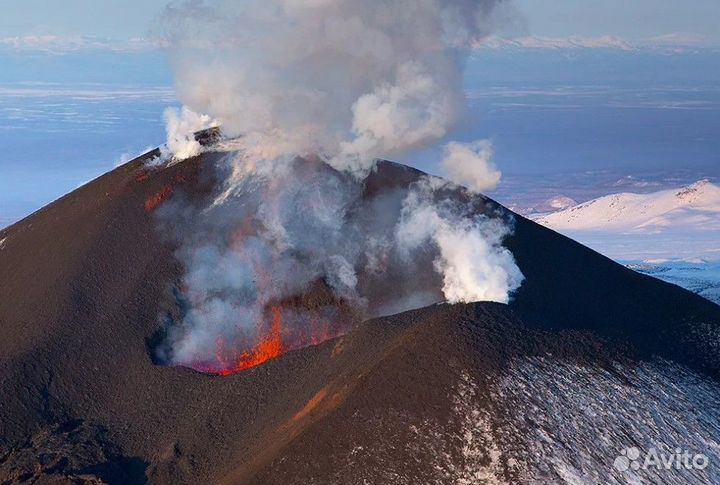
537;179;720;233
475;34;719;51
534;180;720;303
534;180;720;262
2;33;716;55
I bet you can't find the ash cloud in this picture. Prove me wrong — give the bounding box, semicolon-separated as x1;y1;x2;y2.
152;0;524;372
440;140;502;194
157;0;514;174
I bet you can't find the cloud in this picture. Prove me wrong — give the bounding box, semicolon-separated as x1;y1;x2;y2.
158;0;510;174
642;32;713;48
477;35;635;51
0;35;159;53
440;140;501;193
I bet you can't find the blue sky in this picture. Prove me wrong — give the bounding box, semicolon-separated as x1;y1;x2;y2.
0;0;167;38
1;1;719;228
0;0;719;44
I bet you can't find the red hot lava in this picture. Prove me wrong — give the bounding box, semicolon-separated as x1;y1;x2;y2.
145;185;174;212
212;306;284;376
141;172;189;213
195;305;345;376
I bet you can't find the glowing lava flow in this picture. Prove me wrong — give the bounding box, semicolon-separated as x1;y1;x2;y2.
144;185;174;212
194;305;347;376
212;307;284;376
142;173;189;213
174;191;353;376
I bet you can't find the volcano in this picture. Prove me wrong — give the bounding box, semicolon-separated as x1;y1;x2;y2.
1;136;719;485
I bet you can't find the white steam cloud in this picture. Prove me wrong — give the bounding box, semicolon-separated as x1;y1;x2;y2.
158;0;511;174
441;140;501;193
152;0;524;372
162;106;217;160
158;156;366;368
156;157;523;370
396;178;523;303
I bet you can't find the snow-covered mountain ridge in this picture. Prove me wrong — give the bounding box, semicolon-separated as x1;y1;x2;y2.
536;179;720;233
532;180;720;304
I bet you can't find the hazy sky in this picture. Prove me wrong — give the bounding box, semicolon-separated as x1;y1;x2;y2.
514;0;720;42
0;0;718;43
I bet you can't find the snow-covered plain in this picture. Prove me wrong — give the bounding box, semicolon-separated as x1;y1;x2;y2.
627;261;720;305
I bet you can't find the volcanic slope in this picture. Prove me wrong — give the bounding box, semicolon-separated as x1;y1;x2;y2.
0;146;719;485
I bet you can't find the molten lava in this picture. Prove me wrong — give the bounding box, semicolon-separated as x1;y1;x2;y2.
143;173;189;213
203;306;284;376
145;185;174;212
153;167;358;376
193;303;346;376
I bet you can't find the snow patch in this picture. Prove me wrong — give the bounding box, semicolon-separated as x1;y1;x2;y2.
491;357;720;484
627;260;720;305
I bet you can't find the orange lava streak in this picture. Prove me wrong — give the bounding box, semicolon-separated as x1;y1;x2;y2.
214;306;284;376
142;173;189;212
144;185;174;212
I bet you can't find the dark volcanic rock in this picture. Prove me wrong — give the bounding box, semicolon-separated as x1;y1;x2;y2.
0;148;719;484
0;419;146;485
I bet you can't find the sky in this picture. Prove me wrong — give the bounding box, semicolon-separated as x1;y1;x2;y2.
0;0;719;44
514;0;720;43
0;0;166;39
0;0;718;229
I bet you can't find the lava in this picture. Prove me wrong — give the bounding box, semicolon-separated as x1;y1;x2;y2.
144;185;174;212
207;306;284;376
143;173;189;212
159;166;357;376
193;304;346;376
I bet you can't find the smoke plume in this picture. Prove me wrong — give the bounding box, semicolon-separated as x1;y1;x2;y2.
158;0;511;174
396;177;523;303
162;106;217;161
155;157;523;372
152;0;524;373
440;140;501;193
